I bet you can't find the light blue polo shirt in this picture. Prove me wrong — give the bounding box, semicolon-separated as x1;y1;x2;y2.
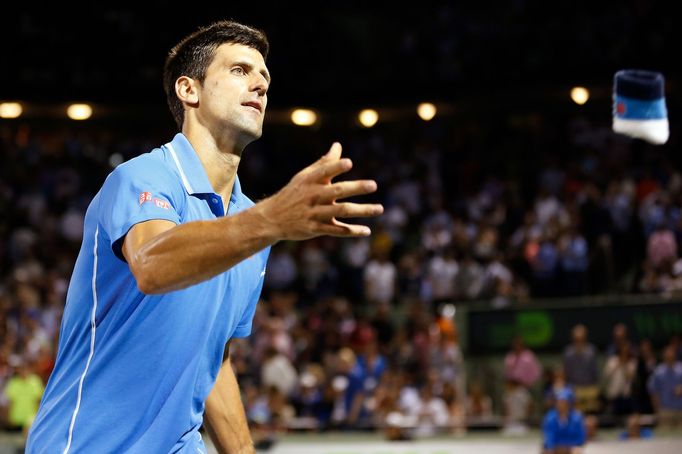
27;133;270;453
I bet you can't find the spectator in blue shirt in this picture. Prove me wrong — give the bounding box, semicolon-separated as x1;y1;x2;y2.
648;345;682;429
542;388;586;454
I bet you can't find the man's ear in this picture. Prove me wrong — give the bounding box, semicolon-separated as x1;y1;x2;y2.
175;76;200;107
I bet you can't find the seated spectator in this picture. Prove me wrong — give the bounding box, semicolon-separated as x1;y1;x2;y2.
647;345;682;429
542;388;586;454
502;378;532;436
584;414;599;442
466;381;494;423
544;366;573;411
441;381;466;435
409;385;449;438
618;413;653;440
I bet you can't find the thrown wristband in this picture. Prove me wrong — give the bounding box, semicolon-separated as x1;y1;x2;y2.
613;69;669;145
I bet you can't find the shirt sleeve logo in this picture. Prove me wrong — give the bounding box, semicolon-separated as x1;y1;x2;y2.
153;198;170;210
139;191;153;205
139;192;170;210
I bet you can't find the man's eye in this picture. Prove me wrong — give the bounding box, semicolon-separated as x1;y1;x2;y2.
231;67;246;75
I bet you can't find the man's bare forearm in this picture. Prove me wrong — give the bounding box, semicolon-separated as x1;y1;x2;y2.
130;204;278;294
204;356;254;454
126;144;381;294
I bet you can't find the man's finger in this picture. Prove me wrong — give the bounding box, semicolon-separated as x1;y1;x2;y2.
296;142;344;181
318;180;378;202
315;220;371;237
314;203;384;220
307;157;353;182
325;142;342;160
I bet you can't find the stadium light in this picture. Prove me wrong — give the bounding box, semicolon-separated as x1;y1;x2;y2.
290;108;317;126
0;102;23;119
417;102;437;121
570;87;590;105
67;103;93;120
358;109;378;128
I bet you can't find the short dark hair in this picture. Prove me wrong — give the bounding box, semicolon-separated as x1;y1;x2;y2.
163;20;269;129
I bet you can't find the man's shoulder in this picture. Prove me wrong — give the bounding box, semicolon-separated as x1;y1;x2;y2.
112;147;173;177
103;147;183;194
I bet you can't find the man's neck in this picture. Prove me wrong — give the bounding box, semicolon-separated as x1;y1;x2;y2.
184;124;243;202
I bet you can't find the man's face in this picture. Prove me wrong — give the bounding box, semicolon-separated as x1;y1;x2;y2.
196;43;270;144
556;398;569;414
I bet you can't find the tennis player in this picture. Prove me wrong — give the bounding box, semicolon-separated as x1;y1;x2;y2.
27;20;382;453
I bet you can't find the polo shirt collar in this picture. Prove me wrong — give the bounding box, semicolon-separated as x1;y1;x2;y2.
165;133;216;195
164;133;245;214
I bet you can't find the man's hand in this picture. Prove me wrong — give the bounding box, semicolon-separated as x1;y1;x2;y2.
257;142;383;240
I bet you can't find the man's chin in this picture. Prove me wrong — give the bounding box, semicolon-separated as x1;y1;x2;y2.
236;127;263;150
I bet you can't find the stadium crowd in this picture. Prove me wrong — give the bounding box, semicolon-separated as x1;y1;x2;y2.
1;107;682;443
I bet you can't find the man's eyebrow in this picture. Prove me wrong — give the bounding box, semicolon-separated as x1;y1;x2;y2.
232;60;271;84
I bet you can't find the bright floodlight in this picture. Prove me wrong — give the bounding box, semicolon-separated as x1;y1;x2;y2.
291;108;317;126
417;102;437;121
358;109;378;128
570;87;590;105
0;102;23;119
67;103;93;120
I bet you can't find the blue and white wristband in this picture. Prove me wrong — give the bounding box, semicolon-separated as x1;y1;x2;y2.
612;69;669;145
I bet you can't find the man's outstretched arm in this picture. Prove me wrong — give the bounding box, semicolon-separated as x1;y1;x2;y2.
204;342;253;454
122;143;382;294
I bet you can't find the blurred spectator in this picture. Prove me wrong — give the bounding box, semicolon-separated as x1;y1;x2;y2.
606;323;637;357
558;225;589;295
264;243;298;291
618;413;653;440
2;362;44;433
247;385;294;438
465;381;494;424
261;347;298;398
646;223;677;270
441;381;466;435
408;385;450;438
290;364;332;430
647;345;682;429
584;414;599;442
504;335;541;389
528;234;560;298
634;339;657;414
453;252;485;300
563;324;600;414
602;343;637;417
369;303;395;351
424;248;458;304
542;388;586;454
502;378;532;436
544;366;572;411
364;250;397;305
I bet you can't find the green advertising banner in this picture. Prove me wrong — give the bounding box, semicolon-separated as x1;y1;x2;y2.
467;299;682;353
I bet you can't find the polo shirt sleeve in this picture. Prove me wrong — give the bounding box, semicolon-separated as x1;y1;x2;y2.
232;247;270;337
231;272;265;338
98;161;183;261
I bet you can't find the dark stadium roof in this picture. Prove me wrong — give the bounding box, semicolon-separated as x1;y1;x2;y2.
2;1;679;110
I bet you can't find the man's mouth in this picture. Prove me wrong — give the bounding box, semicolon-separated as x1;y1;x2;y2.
241;101;262;113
